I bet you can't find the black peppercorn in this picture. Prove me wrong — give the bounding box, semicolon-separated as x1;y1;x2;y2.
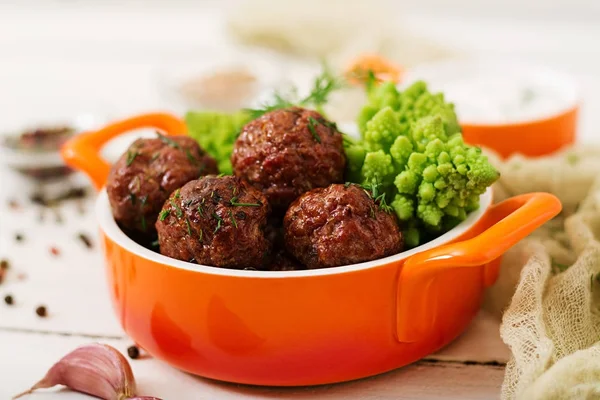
14;233;24;242
4;295;13;305
0;259;9;270
35;305;47;317
127;345;140;359
77;233;93;249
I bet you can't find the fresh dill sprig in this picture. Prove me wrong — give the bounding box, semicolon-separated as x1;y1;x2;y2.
245;90;296;120
157;132;181;149
230;196;261;207
184;148;196;164
307;117;321;143
159;209;171;221
170;199;183;218
213;212;224;233
229;210;238;229
185;218;192;236
360;180;393;214
126;150;139;166
299;66;344;112
244;66;344;119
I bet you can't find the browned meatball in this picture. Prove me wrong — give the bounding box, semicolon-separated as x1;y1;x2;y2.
284;184;403;269
231;107;346;212
107;135;218;236
156;175;272;269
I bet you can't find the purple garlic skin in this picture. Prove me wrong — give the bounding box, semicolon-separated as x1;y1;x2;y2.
13;343;150;400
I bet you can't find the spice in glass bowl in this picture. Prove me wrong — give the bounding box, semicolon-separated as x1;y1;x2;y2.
178;68;258;110
3;125;75;152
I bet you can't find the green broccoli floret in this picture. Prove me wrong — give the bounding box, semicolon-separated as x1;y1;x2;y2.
185;110;252;174
364;107;402;152
357;105;379;136
393;115;499;232
342;134;367;183
346;80;500;248
361;150;395;187
369;81;401;109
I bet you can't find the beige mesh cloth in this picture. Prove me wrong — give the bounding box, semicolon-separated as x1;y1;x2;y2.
483;147;600;399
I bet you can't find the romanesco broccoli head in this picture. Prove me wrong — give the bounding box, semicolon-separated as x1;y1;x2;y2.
364;107;402;152
345;80;500;247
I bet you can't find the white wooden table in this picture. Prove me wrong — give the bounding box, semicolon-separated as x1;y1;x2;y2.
1;2;599;399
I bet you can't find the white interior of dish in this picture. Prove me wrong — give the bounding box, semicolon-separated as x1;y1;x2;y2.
96;187;493;278
402;58;580;125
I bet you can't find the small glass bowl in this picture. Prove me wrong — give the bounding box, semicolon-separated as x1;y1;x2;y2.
0;112;109;182
155;49;290;113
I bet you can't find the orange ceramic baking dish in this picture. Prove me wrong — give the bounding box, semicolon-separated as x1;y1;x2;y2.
62;113;562;386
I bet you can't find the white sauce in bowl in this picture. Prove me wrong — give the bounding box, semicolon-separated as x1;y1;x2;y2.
403;60;579;125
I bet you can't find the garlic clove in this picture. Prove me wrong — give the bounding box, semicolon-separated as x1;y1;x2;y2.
13;343;138;400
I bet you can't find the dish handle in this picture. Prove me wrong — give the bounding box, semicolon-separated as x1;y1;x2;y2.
61;113;187;190
396;192;562;343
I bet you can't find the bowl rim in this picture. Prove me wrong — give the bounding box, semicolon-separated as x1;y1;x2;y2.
96;187;493;278
402;57;581;128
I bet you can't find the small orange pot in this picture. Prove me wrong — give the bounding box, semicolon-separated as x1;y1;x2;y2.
461;106;578;158
403;59;580;158
62;113;562;386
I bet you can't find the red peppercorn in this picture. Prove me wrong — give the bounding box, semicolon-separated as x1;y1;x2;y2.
50;247;60;256
8;199;20;210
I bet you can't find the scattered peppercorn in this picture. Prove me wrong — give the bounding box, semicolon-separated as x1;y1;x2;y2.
0;259;9;270
50;247;60;256
53;208;64;224
30;192;49;206
127;345;140;359
30;186;88;207
76;201;86;215
77;233;93;249
8;199;20;210
4;295;13;305
14;233;24;242
35;305;47;317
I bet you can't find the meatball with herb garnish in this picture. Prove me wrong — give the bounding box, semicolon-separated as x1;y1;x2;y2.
231;107;346;212
155;175;272;269
284;183;403;269
106;134;218;237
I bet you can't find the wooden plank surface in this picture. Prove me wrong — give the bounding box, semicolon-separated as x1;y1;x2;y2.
0;330;504;400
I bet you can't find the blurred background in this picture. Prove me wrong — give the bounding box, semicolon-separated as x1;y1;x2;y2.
0;0;598;185
0;0;599;132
